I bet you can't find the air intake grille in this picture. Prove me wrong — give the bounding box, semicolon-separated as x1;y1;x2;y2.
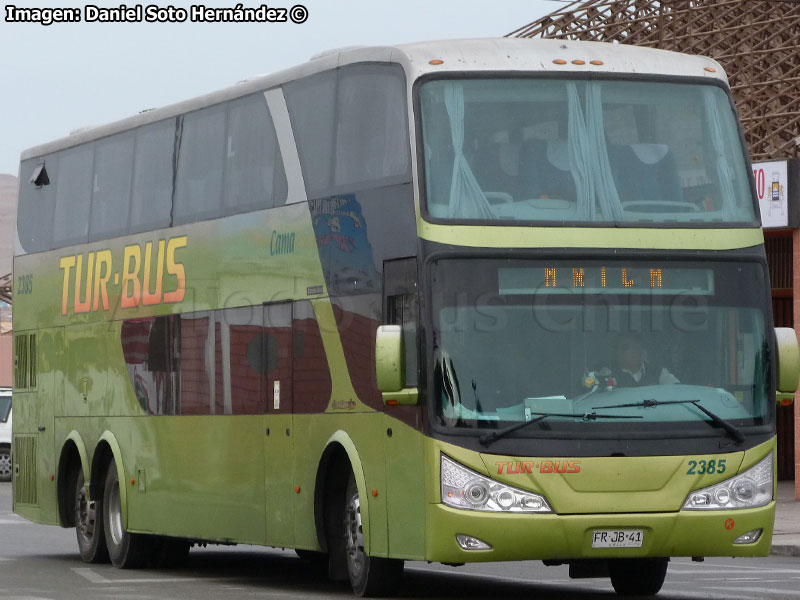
14;333;37;390
13;436;38;506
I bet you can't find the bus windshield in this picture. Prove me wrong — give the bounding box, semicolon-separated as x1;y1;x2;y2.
431;259;770;440
419;78;755;224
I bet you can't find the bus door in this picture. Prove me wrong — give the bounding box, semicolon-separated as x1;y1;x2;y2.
262;301;294;546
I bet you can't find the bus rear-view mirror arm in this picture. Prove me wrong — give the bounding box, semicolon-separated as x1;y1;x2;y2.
776;327;800;405
375;325;418;406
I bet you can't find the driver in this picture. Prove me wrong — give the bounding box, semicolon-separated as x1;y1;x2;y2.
614;333;679;387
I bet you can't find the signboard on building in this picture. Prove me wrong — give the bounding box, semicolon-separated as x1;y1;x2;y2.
753;160;789;228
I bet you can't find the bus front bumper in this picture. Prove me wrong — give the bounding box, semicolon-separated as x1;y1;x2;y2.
424;502;775;563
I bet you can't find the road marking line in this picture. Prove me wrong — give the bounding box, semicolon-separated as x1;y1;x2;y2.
72;568;110;584
705;585;800;597
71;568;220;585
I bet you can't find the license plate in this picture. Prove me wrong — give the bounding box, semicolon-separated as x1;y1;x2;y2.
591;529;644;548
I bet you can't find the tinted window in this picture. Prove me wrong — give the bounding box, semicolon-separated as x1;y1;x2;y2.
335;65;410;187
286;65;410;199
131;120;175;234
284;70;337;198
174;105;226;224
53;144;94;247
18;157;57;253
223;94;287;214
90;133;134;241
178;312;216;415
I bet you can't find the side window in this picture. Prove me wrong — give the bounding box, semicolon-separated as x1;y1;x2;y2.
174;105;226;224
284;70;337;198
90;133;134;241
53;144;94;247
286;64;410;199
178;312;216;415
223;94;288;214
130;120;175;234
384;257;418;387
225;306;267;414
18;157;57;253
122;316;180;415
335;65;410;187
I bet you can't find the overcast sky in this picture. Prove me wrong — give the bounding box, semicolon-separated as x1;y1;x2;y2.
0;0;553;176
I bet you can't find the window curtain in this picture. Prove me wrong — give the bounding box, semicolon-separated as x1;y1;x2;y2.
566;82;596;220
585;82;624;220
443;83;495;219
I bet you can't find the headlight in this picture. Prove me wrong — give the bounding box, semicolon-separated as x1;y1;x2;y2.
440;454;553;513
683;452;773;510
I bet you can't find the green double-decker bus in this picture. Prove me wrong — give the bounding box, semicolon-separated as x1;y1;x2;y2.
12;39;800;596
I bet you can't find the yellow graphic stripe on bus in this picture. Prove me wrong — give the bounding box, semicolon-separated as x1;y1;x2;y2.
417;223;764;251
311;298;374;414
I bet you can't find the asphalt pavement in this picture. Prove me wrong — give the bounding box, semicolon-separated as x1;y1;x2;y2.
771;480;800;557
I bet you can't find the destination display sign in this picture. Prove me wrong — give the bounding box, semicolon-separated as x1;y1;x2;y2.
498;265;714;295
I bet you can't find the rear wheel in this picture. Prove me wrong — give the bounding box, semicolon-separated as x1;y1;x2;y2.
74;468;109;563
343;473;403;597
608;557;668;596
0;447;11;482
103;459;154;568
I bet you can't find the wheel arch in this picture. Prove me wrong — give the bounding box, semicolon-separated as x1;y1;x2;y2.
56;431;90;528
314;431;371;554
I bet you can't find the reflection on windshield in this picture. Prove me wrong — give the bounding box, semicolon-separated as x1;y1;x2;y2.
432;260;769;437
420;79;754;224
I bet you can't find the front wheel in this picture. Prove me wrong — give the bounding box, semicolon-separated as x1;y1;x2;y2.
344;473;403;597
608;557;669;596
0;447;11;482
103;459;153;568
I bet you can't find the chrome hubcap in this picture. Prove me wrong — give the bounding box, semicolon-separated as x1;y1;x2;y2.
108;483;124;545
344;491;365;577
76;484;97;542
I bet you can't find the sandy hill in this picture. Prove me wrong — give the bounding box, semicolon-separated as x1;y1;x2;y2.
0;175;18;277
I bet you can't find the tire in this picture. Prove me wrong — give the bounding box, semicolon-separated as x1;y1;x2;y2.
0;447;11;482
608;557;669;596
74;468;109;563
343;473;404;597
103;458;154;568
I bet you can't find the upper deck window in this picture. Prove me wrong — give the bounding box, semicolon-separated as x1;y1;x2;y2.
419;78;755;225
285;63;411;199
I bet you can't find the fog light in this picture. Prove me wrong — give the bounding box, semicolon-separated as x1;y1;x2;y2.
733;529;762;545
456;534;492;551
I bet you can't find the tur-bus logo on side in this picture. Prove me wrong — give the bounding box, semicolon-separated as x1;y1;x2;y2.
59;235;187;315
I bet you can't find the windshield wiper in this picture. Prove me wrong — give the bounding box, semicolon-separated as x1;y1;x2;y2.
593;399;745;444
479;411;643;447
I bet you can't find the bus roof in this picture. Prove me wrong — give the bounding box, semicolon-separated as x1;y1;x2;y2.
20;38;727;162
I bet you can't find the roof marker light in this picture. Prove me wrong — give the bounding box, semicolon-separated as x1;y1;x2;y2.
429;59;444;65
572;59;585;65
553;59;567;65
590;60;604;66
705;67;717;73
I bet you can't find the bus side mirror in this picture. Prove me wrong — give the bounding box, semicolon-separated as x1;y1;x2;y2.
775;327;800;405
375;325;418;406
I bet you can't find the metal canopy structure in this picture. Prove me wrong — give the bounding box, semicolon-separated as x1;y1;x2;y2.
509;0;800;161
